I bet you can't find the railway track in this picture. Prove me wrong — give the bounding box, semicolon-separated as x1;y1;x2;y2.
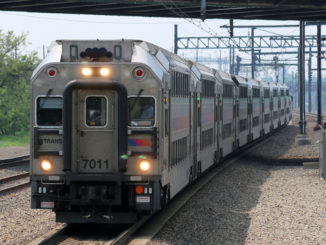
0;172;30;195
0;155;30;169
0;155;30;195
28;127;278;245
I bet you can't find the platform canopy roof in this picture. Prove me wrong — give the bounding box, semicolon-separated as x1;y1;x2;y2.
1;0;326;21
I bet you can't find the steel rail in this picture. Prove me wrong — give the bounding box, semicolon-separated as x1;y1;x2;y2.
0;172;29;184
0;181;30;195
0;155;30;169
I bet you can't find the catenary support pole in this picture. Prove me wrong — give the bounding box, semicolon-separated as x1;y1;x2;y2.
251;27;255;79
308;45;312;113
299;20;306;135
317;25;323;125
174;24;178;55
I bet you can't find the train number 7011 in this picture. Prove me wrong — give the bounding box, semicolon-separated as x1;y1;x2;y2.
82;159;109;169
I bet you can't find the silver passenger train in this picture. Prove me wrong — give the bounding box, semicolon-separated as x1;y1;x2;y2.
30;39;292;224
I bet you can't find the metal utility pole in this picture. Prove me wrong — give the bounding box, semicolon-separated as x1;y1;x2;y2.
174;24;178;54
219;50;222;70
317;25;323;125
299;20;306;135
295;72;298;109
308;45;312;112
236;56;241;75
200;0;206;21
273;56;279;83
251;27;255;79
196;49;198;62
292;71;294;101
232;46;235;74
229;44;232;74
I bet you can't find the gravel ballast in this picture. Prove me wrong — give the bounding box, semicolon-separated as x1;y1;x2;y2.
246;111;321;161
149;160;326;245
0;188;57;245
0;146;57;245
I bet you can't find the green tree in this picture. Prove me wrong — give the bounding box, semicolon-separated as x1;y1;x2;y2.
0;30;40;135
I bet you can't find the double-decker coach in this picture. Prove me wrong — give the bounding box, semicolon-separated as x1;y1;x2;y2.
248;78;262;140
232;75;249;147
30;39;291;224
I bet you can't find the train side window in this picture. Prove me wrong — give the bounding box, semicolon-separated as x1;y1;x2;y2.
128;97;155;127
86;96;107;127
37;97;62;126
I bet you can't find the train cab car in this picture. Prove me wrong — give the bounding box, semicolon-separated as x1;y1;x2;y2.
30;39;181;223
248;78;262;140
216;71;236;157
232;75;249;147
190;63;218;173
271;82;280;129
261;80;272;135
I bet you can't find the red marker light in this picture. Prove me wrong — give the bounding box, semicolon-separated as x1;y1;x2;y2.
133;67;145;79
47;67;57;77
136;69;143;77
135;186;144;194
49;70;55;76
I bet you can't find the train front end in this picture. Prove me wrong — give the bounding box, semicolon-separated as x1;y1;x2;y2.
30;40;164;223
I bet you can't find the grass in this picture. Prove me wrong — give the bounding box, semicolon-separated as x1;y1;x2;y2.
0;131;30;147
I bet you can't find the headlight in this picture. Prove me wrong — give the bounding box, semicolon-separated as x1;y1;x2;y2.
99;67;110;77
40;159;53;172
81;67;92;76
139;160;151;172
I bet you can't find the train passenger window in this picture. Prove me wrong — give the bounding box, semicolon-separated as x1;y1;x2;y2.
37;97;62;126
128;97;155;127
86;97;107;127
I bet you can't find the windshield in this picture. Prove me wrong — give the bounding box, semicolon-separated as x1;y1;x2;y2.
128;97;154;127
37;97;62;126
86;96;107;127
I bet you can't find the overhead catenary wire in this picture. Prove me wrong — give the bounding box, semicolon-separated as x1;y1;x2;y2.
155;0;246;52
1;11;187;25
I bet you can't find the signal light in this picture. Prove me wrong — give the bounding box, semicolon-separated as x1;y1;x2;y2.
40;159;52;172
135;186;144;194
139;160;151;172
81;67;92;76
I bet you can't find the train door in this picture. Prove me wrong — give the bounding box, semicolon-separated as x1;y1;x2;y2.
248;95;252;141
215;94;220;162
162;89;170;184
233;87;238;150
75;89;117;173
193;91;201;177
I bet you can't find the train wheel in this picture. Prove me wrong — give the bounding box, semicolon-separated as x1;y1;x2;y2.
160;184;170;208
189;166;194;183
